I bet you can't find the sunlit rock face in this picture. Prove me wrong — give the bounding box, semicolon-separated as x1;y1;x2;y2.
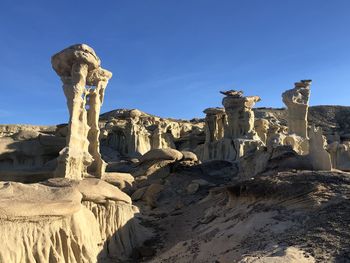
0;178;149;263
196;90;263;162
51;44;112;179
76;178;148;261
254;118;269;145
221;90;261;140
0;181;101;263
100;109;205;158
203;107;226;143
328;141;350;171
282;80;311;139
308;125;332;170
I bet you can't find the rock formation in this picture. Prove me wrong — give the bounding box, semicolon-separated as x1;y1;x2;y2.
203;107;225;143
0;181;101;263
282;80;311;138
308;125;332;170
327;141;350;171
101;109;204;158
196;90;262;161
254;118;269;144
125;109;152;157
86;68;112;178
0;178;149;263
51;44;112;179
222;90;261;139
3;40;350;263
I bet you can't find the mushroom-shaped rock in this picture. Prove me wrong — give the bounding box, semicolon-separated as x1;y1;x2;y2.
51;44;100;77
86;67;113;86
77;178;132;204
139;148;183;163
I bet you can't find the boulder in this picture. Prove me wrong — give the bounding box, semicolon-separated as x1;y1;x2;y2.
140;148;183;163
104;172;135;191
181;151;198;162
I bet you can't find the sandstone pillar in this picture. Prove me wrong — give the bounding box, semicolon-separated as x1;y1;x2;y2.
282;80;311;138
87;68;112;178
221;90;260;139
52;44;112;179
203;107;225;143
309;125;332;170
254;119;269;145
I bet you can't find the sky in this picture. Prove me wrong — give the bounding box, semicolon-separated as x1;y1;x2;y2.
0;0;350;125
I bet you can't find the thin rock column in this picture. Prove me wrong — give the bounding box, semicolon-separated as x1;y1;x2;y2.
87;68;112;178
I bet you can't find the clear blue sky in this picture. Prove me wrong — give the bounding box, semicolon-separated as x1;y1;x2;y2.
1;0;350;125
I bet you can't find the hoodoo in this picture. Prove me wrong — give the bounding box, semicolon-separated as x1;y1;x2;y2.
52;44;112;179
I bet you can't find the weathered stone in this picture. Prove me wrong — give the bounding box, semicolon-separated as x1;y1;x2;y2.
282;80;311;138
254;118;269;144
308;125;332;170
52;44;112;179
283;134;309;155
196;91;262;162
222;90;261;139
203;107;226;143
77;178;132;204
181;150;198;162
327;141;350;171
101;109;204;158
140;148;183;163
103;172;135;191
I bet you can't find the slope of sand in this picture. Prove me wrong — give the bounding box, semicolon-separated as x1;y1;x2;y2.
134;170;349;262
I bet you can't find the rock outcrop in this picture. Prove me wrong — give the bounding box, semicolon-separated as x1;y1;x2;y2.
254;118;269;145
196;90;263;162
0;181;101;263
328;141;350;171
203;107;225;143
222;90;261;140
282;80;311;138
281;80;311;156
52;44;112;179
308;125;332;170
101;109;204;158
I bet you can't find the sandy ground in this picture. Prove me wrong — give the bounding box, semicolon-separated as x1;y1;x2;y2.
133;170;350;263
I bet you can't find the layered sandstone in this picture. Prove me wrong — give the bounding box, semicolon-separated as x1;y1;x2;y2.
0;181;101;263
